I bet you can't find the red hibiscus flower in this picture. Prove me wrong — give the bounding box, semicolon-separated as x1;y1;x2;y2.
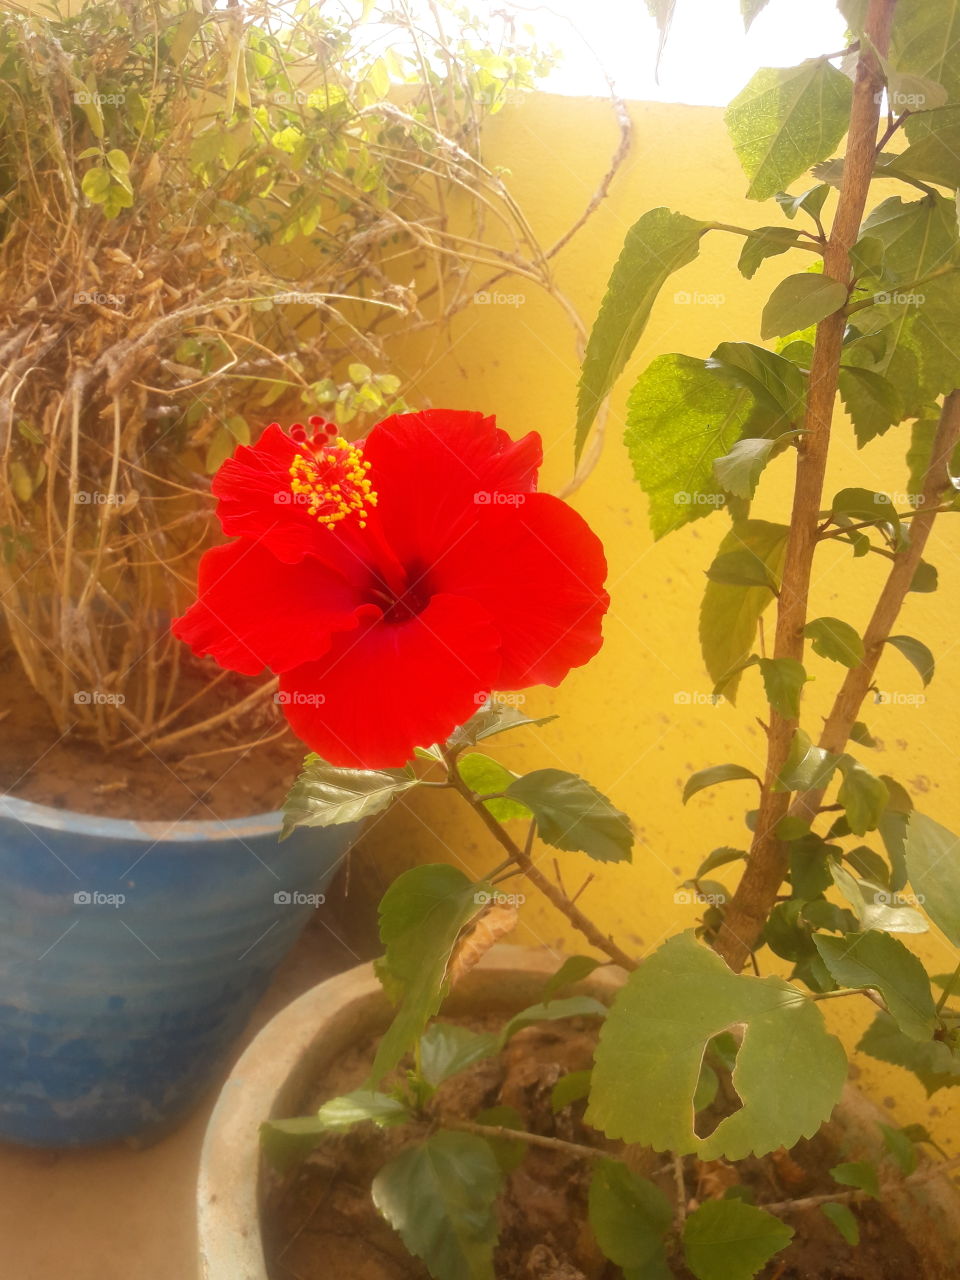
172;409;609;767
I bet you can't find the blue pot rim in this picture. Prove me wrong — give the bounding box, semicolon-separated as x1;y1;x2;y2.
0;791;287;843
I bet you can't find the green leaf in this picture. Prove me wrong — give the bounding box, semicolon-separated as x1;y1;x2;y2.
880;1122;919;1175
910;561;939;594
683;764;760;805
831;1160;880;1198
372;1132;502;1280
726;59;853;201
500;995;607;1046
820;1202;859;1245
837;757;890;836
885;634;935;686
713;438;777;499
758;657;808;719
551;1069;593;1111
589;1160;673;1276
419;1024;498;1088
846;844;891;886
542;955;603;1000
813;932;937;1040
282;756;417;835
859;194;959;283
761;273;848;340
371;865;490;1083
775;729;840;792
850;721;878;748
830;486;901;534
737;227;805;279
709;342;807;424
623;354;753;538
706;549;780;590
261;1090;409;1169
890;2;960;104
504;769;633;862
446;701;557;750
81;166;112;204
696;847;748;877
829;862;927;934
576;209;708;456
457;753;530;822
682;1199;794;1280
839;366;905;446
859;1010;960;1094
586;933;847;1159
699;520;789;698
804;616;865;668
905;812;960;944
776;184;830;222
741;0;771;32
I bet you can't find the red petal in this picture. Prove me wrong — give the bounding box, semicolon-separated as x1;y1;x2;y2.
278;593;501;767
430;493;609;688
171;541;368;676
362;409;542;563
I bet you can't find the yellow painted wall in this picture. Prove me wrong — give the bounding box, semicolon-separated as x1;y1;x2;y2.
357;94;960;1148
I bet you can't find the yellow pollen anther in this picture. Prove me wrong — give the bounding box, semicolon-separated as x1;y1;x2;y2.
288;436;376;530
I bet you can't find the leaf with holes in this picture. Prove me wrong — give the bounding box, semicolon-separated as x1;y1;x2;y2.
504;769;633;862
586;933;847;1159
372;1132;502;1280
576;210;708;457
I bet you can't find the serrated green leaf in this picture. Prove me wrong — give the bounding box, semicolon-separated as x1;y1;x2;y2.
758;657;808;719
804;617;865;668
419;1023;498;1088
586;933;847;1159
761;273;848;340
906;812;960;944
589;1160;673;1276
446;701;557;750
839;366;906;446
457;753;530;821
890;2;960;104
504;769;633;862
709;342;807;423
371;865;491;1083
542;954;603;1000
713;438;777;499
821;1201;859;1245
683;764;760;805
859;1010;960;1094
838;757;890;836
282;756;417;834
624;355;754;538
699;520;789;698
885;634;935;686
682;1198;794;1280
372;1132;502;1280
576;209;708;456
813;932;936;1040
726;59;853;201
737;226;805;279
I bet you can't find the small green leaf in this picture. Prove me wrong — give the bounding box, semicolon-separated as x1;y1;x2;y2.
726;59;853;201
713;437;778;499
706;549;779;590
683;764;760;805
282;756;417;834
446;701;557;750
542;954;603;1000
804;617;864;668
776;184;830;221
457;753;530;822
906;813;960;945
761;273;848;340
81;166;112;203
910;561;938;594
813;932;936;1040
699;520;789;698
838;757;890;836
500;995;607;1046
372;1132;502;1280
737;226;805;279
839;367;905;446
504;769;633;863
587;933;847;1159
348;362;372;384
696;847;748;877
775;729;840;792
551;1069;593;1111
859;1011;960;1095
682;1199;794;1280
820;1202;860;1245
419;1023;498;1088
261;1091;409;1168
885;634;935;687
576;209;708;456
371;866;491;1083
831;487;901;534
831;1160;880;1198
850;721;878;748
589;1160;673;1275
758;657;808;719
829;862;927;934
708;341;807;424
880;1123;919;1175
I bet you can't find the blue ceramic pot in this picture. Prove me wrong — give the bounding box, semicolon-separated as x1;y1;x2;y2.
0;795;355;1147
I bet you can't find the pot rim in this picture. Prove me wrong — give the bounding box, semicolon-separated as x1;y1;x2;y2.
0;791;289;842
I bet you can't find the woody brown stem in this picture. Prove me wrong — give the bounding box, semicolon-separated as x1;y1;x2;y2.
715;0;898;972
